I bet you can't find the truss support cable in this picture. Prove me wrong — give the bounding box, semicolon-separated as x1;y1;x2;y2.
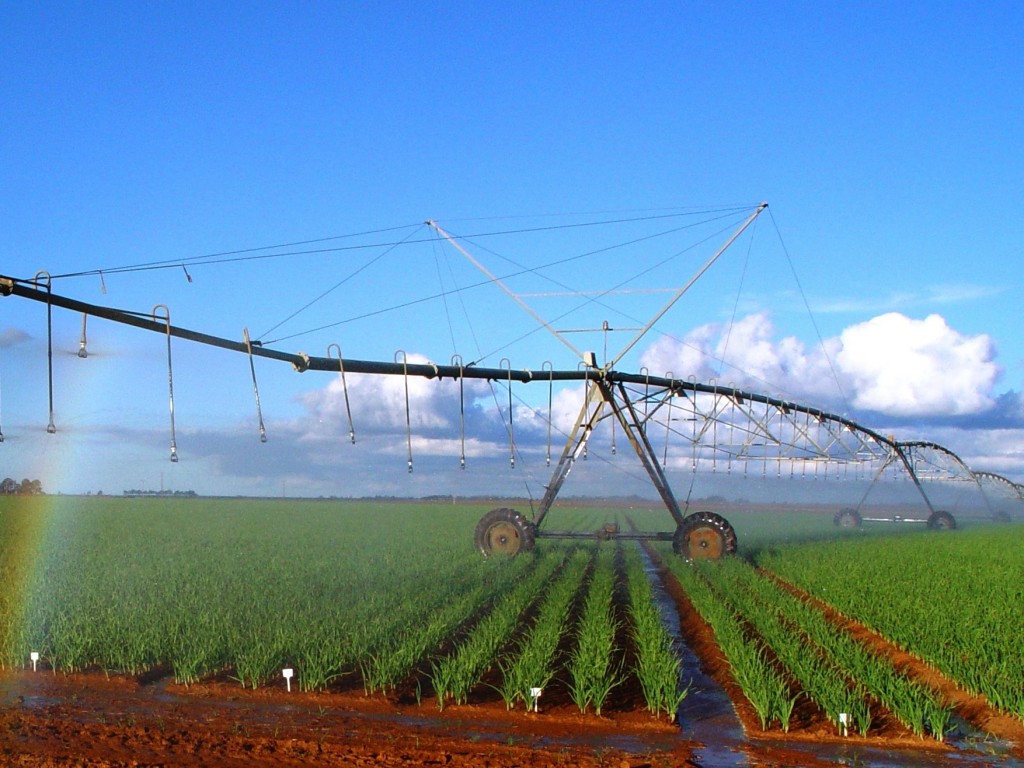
610;202;767;368
427;220;587;363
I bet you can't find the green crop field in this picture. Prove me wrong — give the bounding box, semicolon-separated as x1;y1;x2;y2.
755;526;1024;722
0;495;687;718
2;494;1023;737
652;516;1024;738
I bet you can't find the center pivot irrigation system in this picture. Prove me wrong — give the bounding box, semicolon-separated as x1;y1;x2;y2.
3;203;1021;559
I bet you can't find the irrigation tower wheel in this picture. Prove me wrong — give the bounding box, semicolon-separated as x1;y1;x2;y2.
926;510;957;530
673;511;737;561
474;508;536;557
833;507;863;529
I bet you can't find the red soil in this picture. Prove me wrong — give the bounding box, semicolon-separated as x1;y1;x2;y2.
1;670;695;767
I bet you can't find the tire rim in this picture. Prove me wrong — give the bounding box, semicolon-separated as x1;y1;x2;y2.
485;521;521;554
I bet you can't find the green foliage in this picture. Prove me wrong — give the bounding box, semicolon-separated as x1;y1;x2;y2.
0;496;521;691
622;545;688;721
430;550;563;709
664;555;794;731
566;545;622;715
495;549;590;710
758;525;1024;729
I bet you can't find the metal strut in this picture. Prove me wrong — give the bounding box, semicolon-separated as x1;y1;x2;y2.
532;374;685;533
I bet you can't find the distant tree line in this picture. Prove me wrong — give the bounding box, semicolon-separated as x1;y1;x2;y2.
122;489;198;497
0;478;44;495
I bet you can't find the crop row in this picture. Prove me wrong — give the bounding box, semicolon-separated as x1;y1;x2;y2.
621;546;689;720
495;548;591;710
710;558;952;739
663;552;953;738
566;545;620;714
429;548;565;708
757;526;1024;723
664;552;796;730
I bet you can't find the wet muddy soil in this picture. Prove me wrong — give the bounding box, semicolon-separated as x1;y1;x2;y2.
4;666;1019;768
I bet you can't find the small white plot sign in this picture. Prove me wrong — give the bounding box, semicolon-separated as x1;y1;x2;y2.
529;687;543;713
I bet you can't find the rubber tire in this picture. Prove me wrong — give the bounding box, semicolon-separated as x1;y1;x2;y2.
473;508;536;557
833;508;863;529
926;510;957;530
673;511;738;561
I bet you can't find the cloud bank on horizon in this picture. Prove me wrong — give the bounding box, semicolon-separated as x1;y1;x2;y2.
273;308;1024;493
3;303;1020;498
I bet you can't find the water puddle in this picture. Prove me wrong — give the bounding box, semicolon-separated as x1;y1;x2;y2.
0;674;60;708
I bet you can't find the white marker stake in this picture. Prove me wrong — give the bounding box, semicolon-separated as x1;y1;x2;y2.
839;712;848;737
283;668;294;692
30;652;39;672
530;687;543;713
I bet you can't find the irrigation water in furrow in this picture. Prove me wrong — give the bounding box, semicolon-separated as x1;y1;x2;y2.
634;544;749;768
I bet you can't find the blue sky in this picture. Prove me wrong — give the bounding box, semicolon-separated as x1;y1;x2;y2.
1;2;1022;500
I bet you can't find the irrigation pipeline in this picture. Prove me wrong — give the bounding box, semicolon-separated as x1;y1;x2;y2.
2;274;897;445
19;280;939;451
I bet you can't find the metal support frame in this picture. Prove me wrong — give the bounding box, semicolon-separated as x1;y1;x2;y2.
532;378;685;536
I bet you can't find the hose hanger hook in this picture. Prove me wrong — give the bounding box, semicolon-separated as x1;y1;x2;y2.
542;361;554;467
640;365;651;421
501;358;515;469
395;350;413;472
243;328;268;443
152;304;178;462
578;360;592;460
663;370;675;467
327;343;356;444
34;271;56;434
452;354;466;470
0;348;5;443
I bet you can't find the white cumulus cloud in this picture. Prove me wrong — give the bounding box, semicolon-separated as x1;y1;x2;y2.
640;311;1001;418
837;313;999;416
